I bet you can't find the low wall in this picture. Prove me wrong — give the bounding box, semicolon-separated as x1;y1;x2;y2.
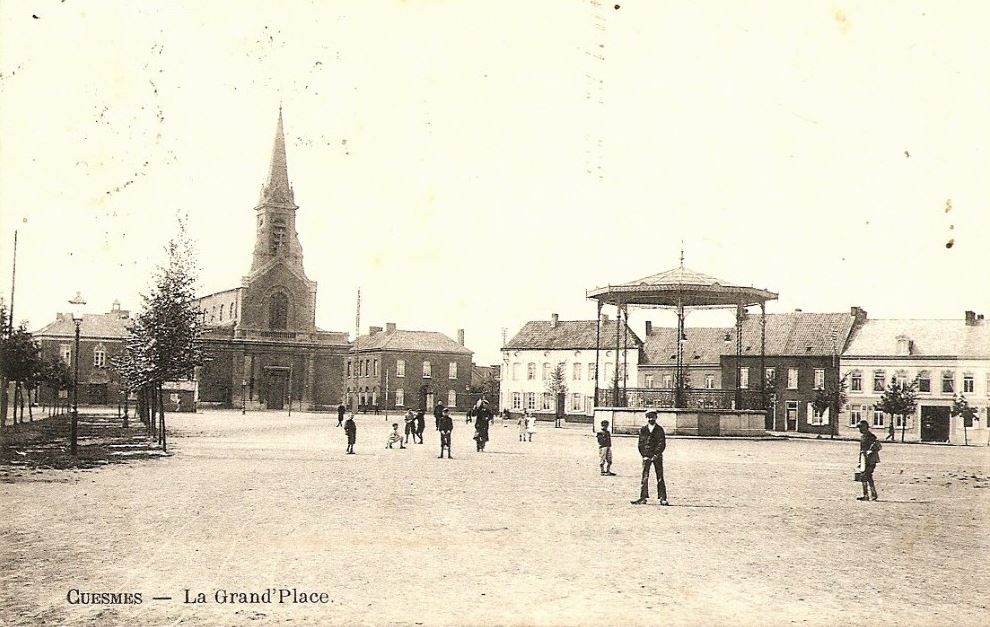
596;407;767;437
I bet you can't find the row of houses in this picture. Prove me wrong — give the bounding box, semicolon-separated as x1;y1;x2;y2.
500;308;990;444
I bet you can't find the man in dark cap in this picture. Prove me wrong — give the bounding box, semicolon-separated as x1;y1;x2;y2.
631;410;668;505
857;420;881;501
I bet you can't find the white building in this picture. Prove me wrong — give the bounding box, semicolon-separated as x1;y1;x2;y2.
840;311;990;444
501;314;642;422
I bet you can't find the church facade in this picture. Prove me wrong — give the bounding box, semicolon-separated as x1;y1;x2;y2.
195;111;350;411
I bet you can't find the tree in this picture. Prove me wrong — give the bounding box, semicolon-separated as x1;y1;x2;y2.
763;370;780;430
812;374;848;439
41;357;73;417
951;394;978;446
125;216;204;452
875;380;918;443
0;323;42;427
546;363;567;420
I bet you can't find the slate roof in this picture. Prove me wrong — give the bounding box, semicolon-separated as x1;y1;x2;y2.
352;329;472;355
505;320;642;351
34;313;132;340
639;312;858;364
844;319;990;358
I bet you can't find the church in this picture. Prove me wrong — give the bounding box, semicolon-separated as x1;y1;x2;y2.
194;110;350;411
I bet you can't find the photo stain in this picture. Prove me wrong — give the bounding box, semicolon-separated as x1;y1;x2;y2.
944;199;952;213
834;9;850;35
945;239;954;249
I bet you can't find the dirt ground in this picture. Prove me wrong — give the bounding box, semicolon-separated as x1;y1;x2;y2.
1;410;988;626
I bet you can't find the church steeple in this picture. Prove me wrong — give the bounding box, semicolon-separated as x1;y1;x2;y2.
259;106;295;207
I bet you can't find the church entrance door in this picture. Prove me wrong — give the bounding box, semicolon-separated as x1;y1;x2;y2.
265;369;289;410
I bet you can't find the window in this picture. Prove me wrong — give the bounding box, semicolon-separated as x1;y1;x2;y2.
892;370;908;388
542;393;553;411
512;392;522;409
571;393;583;412
231;301;236;319
963;374;974;394
270;219;286;254
605;363;614;383
644;374;654;388
219;304;224;321
787;368;799;390
896;337;911;355
850;405;863;427
61;344;72;365
873;409;885;427
740;367;750;389
705;374;715;389
512;363;520;381
588;363;596;381
895;413;910;428
346;361;352;377
941;371;954;394
395;389;405;406
371;390;378;406
374;359;379;377
809;404;828;426
93;348;106;368
573;363;582;381
917;371;931;393
662;374;672;389
525;392;536;410
448;390;456;408
423;361;432;378
814;369;825;389
542;363;550;380
269;293;288;330
397;360;405;377
850;371;862;392
765;368;776;387
527;363;536;380
449;362;457;380
873;370;885;393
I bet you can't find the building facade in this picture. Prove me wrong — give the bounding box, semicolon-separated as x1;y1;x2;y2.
33;301;131;406
840;312;990;444
194;110;350;411
502;314;641;422
345;324;473;412
637;324;728;392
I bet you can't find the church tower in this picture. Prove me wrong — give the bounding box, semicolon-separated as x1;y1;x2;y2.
238;109;318;333
251;107;307;273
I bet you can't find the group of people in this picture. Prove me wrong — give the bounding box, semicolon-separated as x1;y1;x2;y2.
516;409;537;442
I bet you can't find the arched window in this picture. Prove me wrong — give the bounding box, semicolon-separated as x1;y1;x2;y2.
230;301;236;319
219;304;224;321
269;293;288;330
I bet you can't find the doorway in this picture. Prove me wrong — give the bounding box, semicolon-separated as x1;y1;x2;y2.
920;406;950;442
785;401;799;431
265;370;289;410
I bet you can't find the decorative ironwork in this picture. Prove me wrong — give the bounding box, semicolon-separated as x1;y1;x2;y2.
598;387;766;411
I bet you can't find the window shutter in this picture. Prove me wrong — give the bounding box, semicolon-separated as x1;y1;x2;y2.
822;407;830;425
806;403;814;424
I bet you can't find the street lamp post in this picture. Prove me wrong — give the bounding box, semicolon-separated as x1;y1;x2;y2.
68;292;86;456
241;379;247;415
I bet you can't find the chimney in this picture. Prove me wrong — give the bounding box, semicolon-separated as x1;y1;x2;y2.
850;306;868;327
550;313;559;328
457;329;465;345
794;308;802;313
965;310;977;326
385;322;396;333
645;321;653;336
369;325;383;335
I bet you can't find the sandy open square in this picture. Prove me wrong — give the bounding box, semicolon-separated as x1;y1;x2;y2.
2;410;988;626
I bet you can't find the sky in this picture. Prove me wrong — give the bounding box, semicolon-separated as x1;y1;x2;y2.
1;1;988;365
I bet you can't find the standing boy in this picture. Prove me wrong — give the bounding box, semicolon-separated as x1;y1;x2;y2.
597;420;615;476
438;407;454;459
344;412;357;454
631;410;668;505
857;420;881;501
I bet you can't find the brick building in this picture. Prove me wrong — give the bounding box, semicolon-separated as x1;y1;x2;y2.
346;325;473;412
637;324;729;391
194;110;350;411
33;301;131;406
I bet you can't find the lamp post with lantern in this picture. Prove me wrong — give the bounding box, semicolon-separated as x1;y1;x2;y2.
68;292;86;455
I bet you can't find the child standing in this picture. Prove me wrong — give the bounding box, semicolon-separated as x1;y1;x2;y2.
597;420;615;476
438;408;454;458
386;423;406;449
517;411;527;442
344;412;357;454
525;410;537;442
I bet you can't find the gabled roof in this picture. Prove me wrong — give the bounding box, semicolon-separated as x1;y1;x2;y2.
352;329;472;355
34;313;131;340
844;319;990;358
642;327;733;366
505;320;642;351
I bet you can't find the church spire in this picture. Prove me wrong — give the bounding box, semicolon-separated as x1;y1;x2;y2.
259;106;295;206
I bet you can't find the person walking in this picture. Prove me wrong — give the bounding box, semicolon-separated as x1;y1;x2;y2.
474;408;491;452
597;420;615;476
525;410;537;442
415;409;426;444
434;401;445;431
438;407;454;458
344;412;357;454
518;411;527;442
856;420;881;501
631;410;668;505
404;409;416;444
336;403;346;427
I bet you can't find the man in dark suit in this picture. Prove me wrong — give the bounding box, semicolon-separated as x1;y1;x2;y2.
336;403;346;427
631;410;668;505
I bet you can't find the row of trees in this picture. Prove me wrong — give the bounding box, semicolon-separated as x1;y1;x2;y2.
0;304;75;428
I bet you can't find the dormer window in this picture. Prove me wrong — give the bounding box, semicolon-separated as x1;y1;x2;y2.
896;336;911;356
